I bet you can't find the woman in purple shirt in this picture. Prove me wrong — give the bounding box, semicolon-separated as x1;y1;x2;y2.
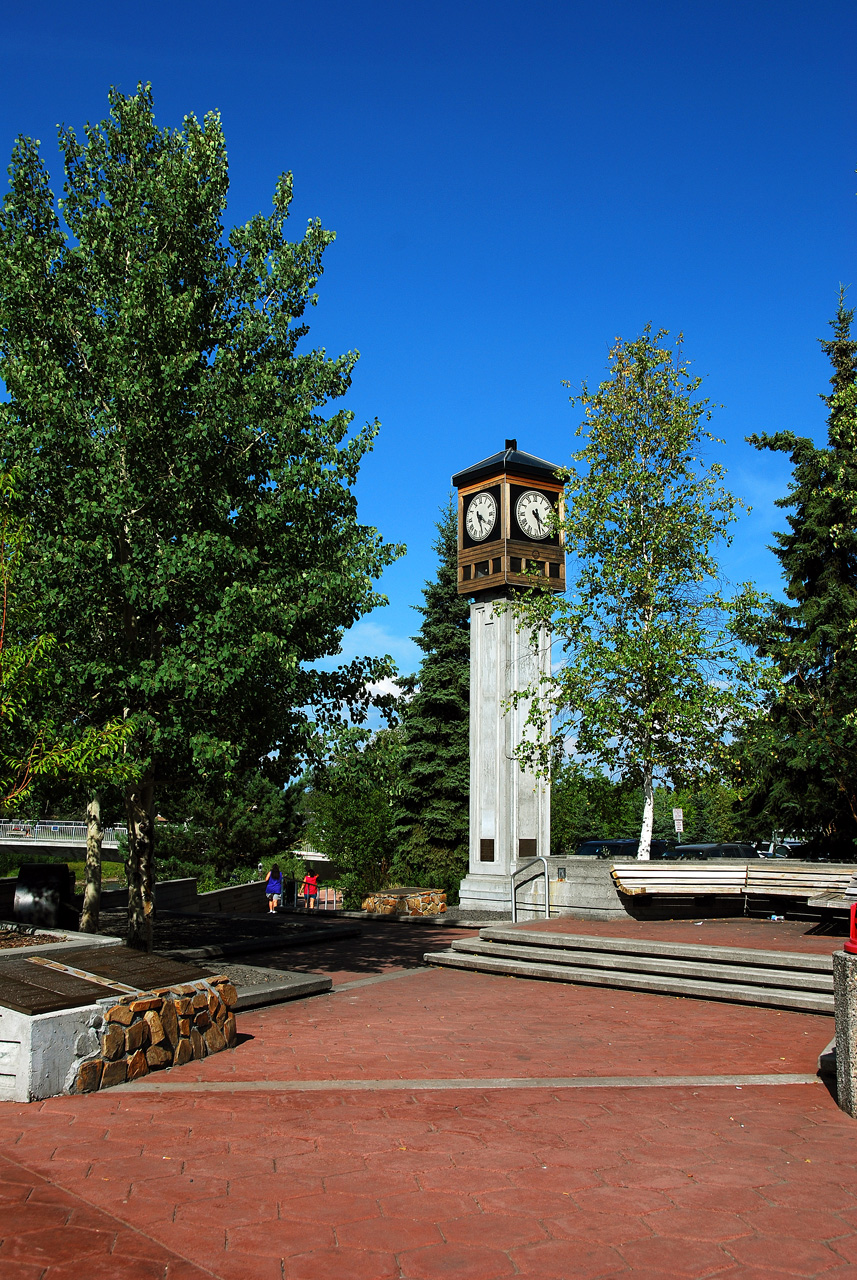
265;865;283;912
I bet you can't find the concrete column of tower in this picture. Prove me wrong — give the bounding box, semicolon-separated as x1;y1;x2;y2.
457;593;551;914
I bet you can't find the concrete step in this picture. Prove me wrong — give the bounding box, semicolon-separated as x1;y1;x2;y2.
423;947;834;1013
479;928;834;973
424;928;837;1013
446;938;834;994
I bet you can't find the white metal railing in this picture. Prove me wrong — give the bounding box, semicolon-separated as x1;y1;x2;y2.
291;845;331;863
510;856;551;922
0;821;127;846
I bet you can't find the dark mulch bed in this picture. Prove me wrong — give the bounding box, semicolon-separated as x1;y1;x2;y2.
97;909;342;953
0;929;68;950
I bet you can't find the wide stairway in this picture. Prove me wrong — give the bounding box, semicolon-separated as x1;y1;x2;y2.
424;926;834;1013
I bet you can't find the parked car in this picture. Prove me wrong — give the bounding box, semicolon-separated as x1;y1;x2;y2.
668;842;758;860
574;838;670;859
768;841;830;862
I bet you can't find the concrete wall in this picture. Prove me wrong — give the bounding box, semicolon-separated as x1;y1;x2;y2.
0;1001;99;1103
0;875;269;924
197;880;267;914
513;859;629;921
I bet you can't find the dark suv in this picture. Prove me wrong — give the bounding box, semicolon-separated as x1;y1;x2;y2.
667;842;758;860
574;838;670;859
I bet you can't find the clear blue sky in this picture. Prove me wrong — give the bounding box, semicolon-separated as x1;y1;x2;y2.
1;1;855;677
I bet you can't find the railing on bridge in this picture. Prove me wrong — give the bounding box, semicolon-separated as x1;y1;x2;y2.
0;821;127;848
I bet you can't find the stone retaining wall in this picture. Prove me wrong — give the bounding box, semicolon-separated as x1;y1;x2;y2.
362;889;446;916
69;975;238;1094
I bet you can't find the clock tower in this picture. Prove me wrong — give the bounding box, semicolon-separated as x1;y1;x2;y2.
453;439;565;914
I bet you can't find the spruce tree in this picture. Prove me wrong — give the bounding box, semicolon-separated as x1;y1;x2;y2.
736;293;857;851
392;499;470;894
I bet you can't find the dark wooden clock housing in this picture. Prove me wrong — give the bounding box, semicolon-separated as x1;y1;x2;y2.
452;439;566;596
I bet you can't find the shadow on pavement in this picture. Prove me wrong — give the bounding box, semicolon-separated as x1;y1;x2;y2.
226;920;477;984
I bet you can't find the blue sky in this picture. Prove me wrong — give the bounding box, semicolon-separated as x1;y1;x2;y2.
1;1;855;678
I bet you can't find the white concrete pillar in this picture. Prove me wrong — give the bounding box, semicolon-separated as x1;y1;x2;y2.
458;595;551;914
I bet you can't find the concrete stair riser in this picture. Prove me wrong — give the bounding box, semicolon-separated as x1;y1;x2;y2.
447;938;834;994
424;948;834;1013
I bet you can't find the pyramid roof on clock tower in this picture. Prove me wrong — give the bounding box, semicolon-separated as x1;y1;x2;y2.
451;442;563;489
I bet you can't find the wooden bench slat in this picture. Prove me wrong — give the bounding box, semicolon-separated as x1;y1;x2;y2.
610;861;857;900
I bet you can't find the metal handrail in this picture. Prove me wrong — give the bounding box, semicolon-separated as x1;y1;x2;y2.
510;856;551;922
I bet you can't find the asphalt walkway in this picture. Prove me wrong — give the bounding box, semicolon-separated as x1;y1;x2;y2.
0;918;855;1279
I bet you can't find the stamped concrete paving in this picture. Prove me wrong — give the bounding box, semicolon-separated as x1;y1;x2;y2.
0;920;855;1278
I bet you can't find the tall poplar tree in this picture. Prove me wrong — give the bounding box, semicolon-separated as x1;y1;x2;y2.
735;295;857;850
0;471;130;812
510;328;749;859
392;499;470;892
0;85;401;947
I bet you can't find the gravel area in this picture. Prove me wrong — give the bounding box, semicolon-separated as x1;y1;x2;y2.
445;908;512;925
212;961;297;988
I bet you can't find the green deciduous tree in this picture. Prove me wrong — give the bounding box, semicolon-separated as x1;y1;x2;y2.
511;327;752;859
550;765;745;853
0;471;130;813
155;772;304;887
392;499;469;896
733;294;857;853
0;85;401;947
549;765;639;852
304;727;402;906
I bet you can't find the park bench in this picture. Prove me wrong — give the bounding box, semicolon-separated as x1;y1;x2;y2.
746;865;854;901
805;872;857;914
610;862;747;897
610;861;856;912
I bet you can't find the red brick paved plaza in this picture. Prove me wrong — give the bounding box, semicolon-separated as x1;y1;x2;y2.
1;919;855;1279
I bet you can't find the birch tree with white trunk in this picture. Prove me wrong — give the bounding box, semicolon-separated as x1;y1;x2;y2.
511;328;751;859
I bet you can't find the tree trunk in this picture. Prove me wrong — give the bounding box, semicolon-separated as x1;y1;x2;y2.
78;793;103;933
125;775;155;951
638;764;654;860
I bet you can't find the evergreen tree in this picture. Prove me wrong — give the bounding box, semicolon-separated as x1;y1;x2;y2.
392;499;470;895
735;293;857;852
155;772;305;885
305;726;402;907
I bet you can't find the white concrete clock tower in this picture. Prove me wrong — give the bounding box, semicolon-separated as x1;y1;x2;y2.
453;439;566;913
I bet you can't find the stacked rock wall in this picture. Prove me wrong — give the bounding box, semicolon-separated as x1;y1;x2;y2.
69;975;237;1093
361;889;446;916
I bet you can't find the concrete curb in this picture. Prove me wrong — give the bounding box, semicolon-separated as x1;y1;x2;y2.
117;1071;824;1094
233;973;332;1010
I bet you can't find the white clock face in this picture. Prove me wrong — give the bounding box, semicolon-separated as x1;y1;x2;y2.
515;490;553;540
465;491;497;542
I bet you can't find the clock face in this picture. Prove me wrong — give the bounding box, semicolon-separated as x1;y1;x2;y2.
465;491;498;542
515;490;553;540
